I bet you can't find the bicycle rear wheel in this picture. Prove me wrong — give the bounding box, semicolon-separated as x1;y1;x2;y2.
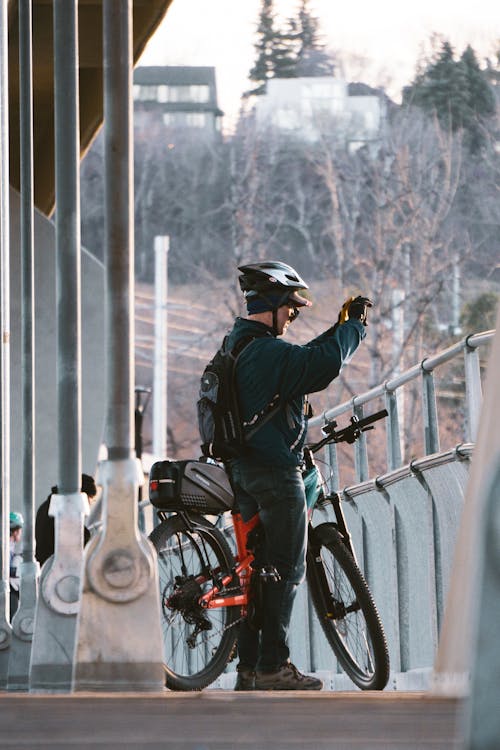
149;514;240;691
307;523;390;690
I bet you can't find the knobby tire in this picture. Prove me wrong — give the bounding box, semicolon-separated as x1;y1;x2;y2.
307;523;390;690
149;514;240;691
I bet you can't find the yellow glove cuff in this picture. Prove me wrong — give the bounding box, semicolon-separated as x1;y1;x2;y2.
338;297;355;324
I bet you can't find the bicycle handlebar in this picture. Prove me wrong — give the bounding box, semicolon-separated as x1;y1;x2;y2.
307;408;388;454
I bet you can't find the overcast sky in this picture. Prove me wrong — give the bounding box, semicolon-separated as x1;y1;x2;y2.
139;0;500;130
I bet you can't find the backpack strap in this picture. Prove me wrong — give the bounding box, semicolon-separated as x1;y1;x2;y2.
230;334;282;440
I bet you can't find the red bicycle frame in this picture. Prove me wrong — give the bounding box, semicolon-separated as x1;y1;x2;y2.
199;511;260;612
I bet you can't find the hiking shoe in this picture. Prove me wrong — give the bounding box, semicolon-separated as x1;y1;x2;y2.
234;668;256;691
255;662;323;691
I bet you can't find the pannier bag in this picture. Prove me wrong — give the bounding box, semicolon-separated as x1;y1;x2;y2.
149;459;234;515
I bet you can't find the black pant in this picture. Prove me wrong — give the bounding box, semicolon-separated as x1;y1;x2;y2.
230;462;307;672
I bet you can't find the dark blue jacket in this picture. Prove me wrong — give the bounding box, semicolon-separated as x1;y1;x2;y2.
226;316;366;467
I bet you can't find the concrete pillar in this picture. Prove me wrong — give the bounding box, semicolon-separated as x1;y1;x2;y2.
73;0;163;692
7;0;38;693
29;0;85;692
7;560;37;690
29;493;88;691
73;460;163;690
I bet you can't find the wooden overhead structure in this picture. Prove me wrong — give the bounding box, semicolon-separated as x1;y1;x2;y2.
7;0;173;216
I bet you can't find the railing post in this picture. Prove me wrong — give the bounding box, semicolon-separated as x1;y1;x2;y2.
464;339;482;443
385;386;402;471
421;363;440;455
325;441;340;493
353;402;369;482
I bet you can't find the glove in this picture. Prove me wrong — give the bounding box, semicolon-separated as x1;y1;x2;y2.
336;296;373;327
348;295;373;326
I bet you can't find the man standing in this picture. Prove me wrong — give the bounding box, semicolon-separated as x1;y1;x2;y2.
227;261;371;691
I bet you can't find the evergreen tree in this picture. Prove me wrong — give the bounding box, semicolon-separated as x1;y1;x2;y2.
460;292;499;333
246;0;334;95
247;0;295;95
460;45;496;151
289;0;334;77
404;40;497;151
484;48;500;89
404;41;469;132
272;30;299;80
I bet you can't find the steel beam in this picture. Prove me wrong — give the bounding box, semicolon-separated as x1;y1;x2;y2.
8;0;39;693
0;0;13;687
29;0;88;693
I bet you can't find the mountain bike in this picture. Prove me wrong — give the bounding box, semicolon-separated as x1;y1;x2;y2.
148;408;390;691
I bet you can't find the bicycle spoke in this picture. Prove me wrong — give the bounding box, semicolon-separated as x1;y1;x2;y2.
156;528;235;678
322;550;376;677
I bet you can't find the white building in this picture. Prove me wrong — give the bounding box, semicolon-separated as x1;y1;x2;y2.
254;77;385;152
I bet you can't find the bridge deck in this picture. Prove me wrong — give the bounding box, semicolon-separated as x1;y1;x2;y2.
0;691;463;749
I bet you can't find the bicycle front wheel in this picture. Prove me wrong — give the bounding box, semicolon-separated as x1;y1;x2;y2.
149;514;240;691
307;523;390;690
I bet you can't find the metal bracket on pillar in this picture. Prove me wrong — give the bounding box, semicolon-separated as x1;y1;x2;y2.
0;581;11;649
84;461;152;604
73;458;164;692
29;492;89;692
41;493;89;615
0;582;12;688
7;561;39;691
11;564;38;641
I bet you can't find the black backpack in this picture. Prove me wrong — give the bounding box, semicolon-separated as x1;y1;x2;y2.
197;333;279;461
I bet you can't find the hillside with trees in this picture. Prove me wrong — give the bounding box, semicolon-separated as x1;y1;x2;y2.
80;3;500;464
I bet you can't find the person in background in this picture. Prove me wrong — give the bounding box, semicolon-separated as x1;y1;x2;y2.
9;511;24;619
35;473;98;566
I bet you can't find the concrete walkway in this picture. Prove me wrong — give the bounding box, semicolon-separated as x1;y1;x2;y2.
0;691;463;750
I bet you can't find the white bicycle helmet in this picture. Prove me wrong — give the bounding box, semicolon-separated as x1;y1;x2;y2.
238;260;311;308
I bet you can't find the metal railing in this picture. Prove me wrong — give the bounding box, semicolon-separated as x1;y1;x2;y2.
309;330;495;488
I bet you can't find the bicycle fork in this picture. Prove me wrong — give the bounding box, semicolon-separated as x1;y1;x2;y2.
307;525;360;620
